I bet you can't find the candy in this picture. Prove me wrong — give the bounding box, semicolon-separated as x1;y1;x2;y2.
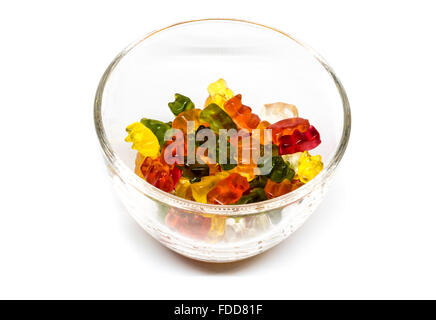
200;103;237;134
178;161;212;183
297;151;324;183
278;125;321;155
281;152;303;173
228;163;257;181
172;108;204;134
175;177;194;200
236;188;268;204
206;216;227;241
140;157;175;192
125;79;323;205
267;118;310;145
171;165;182;187
223;94;260;131
168;93;195;116
125;122;160;158
140;118;172;147
165;208;211;239
205;78;234;109
207;173;249;205
261;102;299;123
134;152;146;178
191;172;230;203
268;156;295;183
249;175;269;189
264;179;293;199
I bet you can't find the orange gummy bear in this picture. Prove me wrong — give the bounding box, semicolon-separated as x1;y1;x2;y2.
264;179;293;199
207;173;250;205
223;94;260;131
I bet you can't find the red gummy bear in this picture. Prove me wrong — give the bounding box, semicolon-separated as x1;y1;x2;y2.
165;208;211;240
224;94;260;131
207;173;250;205
267;118;310;144
278;125;321;155
140;157;176;192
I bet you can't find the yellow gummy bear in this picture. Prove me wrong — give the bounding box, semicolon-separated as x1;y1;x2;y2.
205;78;234;109
125;122;160;158
191;172;230;203
297;151;324;183
175;178;194;201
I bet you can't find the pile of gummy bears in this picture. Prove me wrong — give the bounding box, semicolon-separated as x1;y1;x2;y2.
125;79;323;205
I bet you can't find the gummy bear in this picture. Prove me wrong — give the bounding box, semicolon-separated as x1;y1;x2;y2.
267;156;295;183
204;215;227;242
278;125;321;155
175;177;194;200
125;122;160;158
249;175;269;189
223;94;260;131
236;187;268;204
205;78;234;109
134;152;146;178
228;163;257;181
178;161;212;183
140;118;172;147
168;93;195;116
281;152;303;173
297;151;323;183
165;208;211;240
267;118;310;145
140;157;176;192
261;102;299;123
200;103;237;134
264;179;293;199
290;178;305;191
207;173;249;205
191;172;230;203
172;108;204;135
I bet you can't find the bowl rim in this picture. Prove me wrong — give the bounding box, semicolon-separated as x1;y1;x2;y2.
94;18;351;216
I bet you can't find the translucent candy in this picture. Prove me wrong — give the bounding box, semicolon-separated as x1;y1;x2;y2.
223;94;260;131
125;122;160;158
199;103;237;134
267;118;310;145
281;152;303;173
228;163;257;181
140;157;175;192
165;208;211;240
172;108;204;134
264;179;293;199
190;172;230;203
175;177;194;200
206;173;249;205
279;125;321;155
204;78;234;109
297;151;324;183
261;102;299;123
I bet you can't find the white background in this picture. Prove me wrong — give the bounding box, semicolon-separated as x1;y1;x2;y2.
1;0;435;299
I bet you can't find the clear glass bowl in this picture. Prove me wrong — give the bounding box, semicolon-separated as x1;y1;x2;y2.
94;19;351;263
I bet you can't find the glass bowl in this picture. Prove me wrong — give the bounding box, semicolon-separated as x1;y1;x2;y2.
94;19;351;263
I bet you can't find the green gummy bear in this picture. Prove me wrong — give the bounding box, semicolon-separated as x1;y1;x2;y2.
269;156;295;183
199;103;237;134
236;188;268;204
140;118;172;147
249;175;269;189
168;93;195;116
